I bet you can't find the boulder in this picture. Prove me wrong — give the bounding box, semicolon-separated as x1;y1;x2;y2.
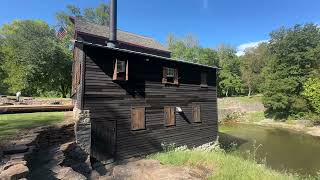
3;145;29;155
0;164;29;180
55;167;86;180
2;160;27;171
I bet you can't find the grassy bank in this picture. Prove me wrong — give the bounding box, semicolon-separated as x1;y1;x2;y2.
150;149;297;180
0;112;65;144
218;95;262;109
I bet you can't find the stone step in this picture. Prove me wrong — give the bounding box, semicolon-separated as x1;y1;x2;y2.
3;145;29;155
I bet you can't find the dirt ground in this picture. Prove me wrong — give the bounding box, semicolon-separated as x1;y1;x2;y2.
1;113;212;180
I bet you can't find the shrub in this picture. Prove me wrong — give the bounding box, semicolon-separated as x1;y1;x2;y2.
222;111;245;123
303;78;320;114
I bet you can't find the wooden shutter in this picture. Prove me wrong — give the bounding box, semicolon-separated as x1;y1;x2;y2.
174;69;179;85
162;67;168;84
164;106;175;126
125;61;129;81
131;107;146;130
192;105;201;123
113;59;118;80
77;62;81;85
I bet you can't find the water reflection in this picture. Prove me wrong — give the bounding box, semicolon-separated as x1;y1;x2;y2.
220;124;320;176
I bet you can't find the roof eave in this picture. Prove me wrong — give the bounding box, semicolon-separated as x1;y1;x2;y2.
74;40;218;69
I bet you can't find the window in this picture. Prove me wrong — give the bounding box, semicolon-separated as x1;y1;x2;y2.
113;59;128;81
164;106;175;126
167;68;175;77
201;72;207;87
162;67;178;85
192;105;201;123
117;60;126;73
131;107;145;130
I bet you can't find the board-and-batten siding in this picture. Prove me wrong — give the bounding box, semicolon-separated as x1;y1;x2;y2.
83;46;218;160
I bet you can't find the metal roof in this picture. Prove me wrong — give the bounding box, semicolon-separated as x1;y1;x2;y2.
75;40;218;69
74;18;169;52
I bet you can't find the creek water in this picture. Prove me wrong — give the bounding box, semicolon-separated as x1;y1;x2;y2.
220;124;320;176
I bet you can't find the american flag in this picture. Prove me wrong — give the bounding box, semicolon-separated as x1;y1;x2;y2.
57;27;67;40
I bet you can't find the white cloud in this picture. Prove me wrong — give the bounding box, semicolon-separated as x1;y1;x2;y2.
236;40;268;56
203;0;208;9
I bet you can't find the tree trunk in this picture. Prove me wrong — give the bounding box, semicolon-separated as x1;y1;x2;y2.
225;89;229;97
248;87;252;97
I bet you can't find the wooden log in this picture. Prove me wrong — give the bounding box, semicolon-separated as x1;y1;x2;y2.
0;105;74;114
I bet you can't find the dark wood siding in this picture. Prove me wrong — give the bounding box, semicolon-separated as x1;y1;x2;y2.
83;46;218;160
71;43;85;110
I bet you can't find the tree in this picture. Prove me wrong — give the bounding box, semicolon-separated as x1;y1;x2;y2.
240;42;269;96
55;3;110;46
217;45;243;97
303;77;320;114
262;24;320;118
0;37;8;94
0;20;72;97
167;34;219;66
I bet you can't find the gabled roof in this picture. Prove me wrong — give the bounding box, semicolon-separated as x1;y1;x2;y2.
72;17;170;53
75;40;218;69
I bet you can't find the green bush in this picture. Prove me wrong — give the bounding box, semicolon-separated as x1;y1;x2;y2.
303;78;320;114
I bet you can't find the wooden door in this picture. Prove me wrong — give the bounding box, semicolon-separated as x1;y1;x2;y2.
91;121;116;161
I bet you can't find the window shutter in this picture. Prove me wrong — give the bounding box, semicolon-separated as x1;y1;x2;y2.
77;62;81;85
113;59;118;80
125;61;129;81
164;106;175;126
131;107;145;130
162;67;168;83
174;69;179;85
192;105;201;123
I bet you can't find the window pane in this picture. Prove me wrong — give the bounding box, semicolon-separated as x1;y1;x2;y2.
117;60;126;73
167;68;175;77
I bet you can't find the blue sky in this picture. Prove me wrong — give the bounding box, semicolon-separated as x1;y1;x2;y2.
1;0;319;54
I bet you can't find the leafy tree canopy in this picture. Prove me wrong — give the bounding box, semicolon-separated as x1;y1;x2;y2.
217;45;243;97
55;3;110;46
262;24;320;118
240;42;269;96
0;20;72;97
167;34;219;66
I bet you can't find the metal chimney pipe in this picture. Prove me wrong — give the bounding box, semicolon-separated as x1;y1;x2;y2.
107;0;117;47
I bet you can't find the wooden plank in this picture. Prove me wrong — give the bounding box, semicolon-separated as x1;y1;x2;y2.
0;105;74;114
113;59;117;80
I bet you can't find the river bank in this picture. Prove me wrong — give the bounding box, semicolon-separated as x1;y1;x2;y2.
249;120;320;138
219;123;320;177
218;95;320;138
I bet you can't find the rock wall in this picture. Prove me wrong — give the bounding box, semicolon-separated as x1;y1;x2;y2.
74;110;91;155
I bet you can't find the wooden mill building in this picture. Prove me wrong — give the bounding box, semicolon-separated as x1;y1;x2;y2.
71;0;218;161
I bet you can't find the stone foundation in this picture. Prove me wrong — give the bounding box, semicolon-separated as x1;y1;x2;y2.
74;110;91;155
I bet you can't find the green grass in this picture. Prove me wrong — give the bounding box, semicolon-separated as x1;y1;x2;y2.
243;111;266;123
219;126;233;133
150;150;298;180
0;112;65;143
